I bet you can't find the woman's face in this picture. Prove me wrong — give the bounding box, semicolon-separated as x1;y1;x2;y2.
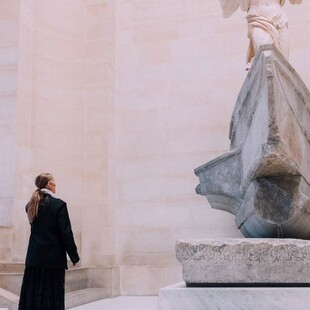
47;178;56;194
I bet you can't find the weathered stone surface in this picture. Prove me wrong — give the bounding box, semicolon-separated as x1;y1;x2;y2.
195;45;310;238
158;282;310;310
176;239;310;285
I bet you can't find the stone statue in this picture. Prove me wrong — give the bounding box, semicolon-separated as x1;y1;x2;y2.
195;45;310;239
220;0;302;69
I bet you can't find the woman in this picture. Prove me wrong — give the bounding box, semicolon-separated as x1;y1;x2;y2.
19;173;80;310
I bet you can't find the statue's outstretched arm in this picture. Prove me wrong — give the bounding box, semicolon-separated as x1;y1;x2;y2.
289;0;303;4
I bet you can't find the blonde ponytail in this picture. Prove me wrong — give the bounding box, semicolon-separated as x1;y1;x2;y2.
27;189;43;223
26;173;53;223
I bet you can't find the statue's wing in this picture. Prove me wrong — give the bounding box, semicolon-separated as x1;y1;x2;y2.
289;0;302;4
219;0;239;18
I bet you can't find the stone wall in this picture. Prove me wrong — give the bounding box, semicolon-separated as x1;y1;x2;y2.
13;0;118;269
0;0;19;225
0;0;20;260
13;0;86;261
0;0;309;294
114;0;246;294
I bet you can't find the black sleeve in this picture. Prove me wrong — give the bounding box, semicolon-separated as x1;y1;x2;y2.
57;203;80;265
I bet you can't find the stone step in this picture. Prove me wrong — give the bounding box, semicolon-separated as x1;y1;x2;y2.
0;263;24;273
0;288;18;310
0;267;92;296
0;264;119;308
0;286;107;310
0;274;21;297
66;288;107;309
0;262;24;297
66;268;90;292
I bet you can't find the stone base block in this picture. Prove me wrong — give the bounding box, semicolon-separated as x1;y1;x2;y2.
158;282;310;310
177;238;310;284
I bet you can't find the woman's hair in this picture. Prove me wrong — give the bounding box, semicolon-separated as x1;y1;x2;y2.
27;173;54;223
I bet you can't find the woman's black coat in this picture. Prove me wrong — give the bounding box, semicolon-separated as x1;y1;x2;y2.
25;193;80;270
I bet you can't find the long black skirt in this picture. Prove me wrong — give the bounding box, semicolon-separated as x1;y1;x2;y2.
18;266;65;310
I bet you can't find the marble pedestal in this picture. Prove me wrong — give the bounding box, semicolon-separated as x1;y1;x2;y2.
157;238;310;309
158;282;310;310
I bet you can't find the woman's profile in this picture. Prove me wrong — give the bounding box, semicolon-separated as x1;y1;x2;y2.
18;173;80;310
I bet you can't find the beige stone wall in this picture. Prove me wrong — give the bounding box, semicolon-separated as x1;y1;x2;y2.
1;0;309;294
14;0;85;260
13;0;118;268
81;0;117;268
115;0;246;294
286;1;310;82
0;1;19;227
0;0;20;259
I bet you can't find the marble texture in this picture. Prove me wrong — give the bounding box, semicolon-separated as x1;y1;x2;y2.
176;238;310;285
158;282;310;310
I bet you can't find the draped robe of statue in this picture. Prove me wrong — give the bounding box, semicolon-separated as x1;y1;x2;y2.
220;0;303;67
